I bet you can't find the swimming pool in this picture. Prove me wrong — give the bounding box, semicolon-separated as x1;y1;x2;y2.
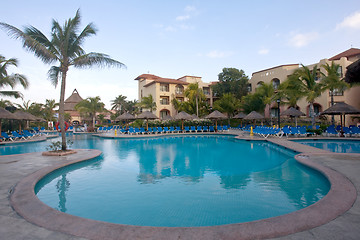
295;139;360;153
28;135;330;227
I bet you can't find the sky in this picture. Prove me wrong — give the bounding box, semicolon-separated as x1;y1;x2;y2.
1;0;360;109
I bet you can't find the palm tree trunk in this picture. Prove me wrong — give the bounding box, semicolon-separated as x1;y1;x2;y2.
330;92;335;125
92;115;96;129
309;102;315;129
196;95;199;117
59;71;67;150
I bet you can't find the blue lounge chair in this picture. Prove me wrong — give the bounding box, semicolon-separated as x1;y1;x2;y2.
184;126;190;132
175;126;181;133
12;131;27;140
196;126;202;132
163;127;170;133
217;126;223;132
326;126;338;136
281;126;291;137
202;126;209;132
223;125;229;131
23;130;35;138
157;127;164;134
139;127;146;134
1;132;14;141
169;126;175;133
209;126;215;132
190;126;196;132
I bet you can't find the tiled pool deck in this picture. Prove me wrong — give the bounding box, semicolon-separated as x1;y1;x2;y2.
0;131;359;239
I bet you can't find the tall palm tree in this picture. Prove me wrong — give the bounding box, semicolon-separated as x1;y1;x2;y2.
289;64;324;128
185;83;205;117
0;9;125;150
0;55;28;99
137;94;156;112
111;94;127;114
321;62;349;124
275;75;303;108
75;96;105;129
15;100;32;111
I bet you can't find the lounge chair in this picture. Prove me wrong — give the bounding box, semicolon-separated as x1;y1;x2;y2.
163;127;170;133
1;132;14;141
202;126;209;132
350;126;360;135
217;126;223;132
169;126;175;133
139;127;146;134
12;131;27;140
325;126;338;136
157;127;164;134
223;125;229;131
184;126;190;133
281;126;291;137
209;126;215;132
190;126;196;132
23;130;35;138
196;126;202;132
175;126;181;133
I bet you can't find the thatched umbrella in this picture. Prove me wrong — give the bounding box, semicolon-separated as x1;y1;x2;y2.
244;111;264;125
0;107;20;137
191;114;200;120
162;115;174;120
280;107;305;126
13;111;38;133
320;102;360;136
174;111;193;130
136;111;158;131
233;112;246;127
116;112;136;129
205;110;227;131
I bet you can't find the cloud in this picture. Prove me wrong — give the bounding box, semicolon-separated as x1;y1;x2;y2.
258;48;269;55
176;15;190;21
185;6;196;12
206;50;234;58
288;32;319;48
336;11;360;30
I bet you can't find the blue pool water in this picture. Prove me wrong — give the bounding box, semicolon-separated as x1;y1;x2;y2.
14;135;330;227
295;139;360;153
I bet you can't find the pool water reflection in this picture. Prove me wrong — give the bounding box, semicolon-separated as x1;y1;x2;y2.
35;135;330;227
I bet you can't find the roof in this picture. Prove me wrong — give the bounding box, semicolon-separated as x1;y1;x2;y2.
65;89;83;103
251;64;299;76
136;74;189;87
329;48;360;61
64;89;83;111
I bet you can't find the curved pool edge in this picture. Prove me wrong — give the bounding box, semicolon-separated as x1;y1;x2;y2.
9;143;357;239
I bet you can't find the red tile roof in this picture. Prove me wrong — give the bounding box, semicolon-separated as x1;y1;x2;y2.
135;74;189;87
329;48;360;61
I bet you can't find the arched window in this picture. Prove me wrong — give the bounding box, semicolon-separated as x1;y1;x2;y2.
272;78;280;90
160;109;170;119
256;81;264;88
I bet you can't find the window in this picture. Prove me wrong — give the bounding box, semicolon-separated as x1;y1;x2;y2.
247;84;252;92
329;89;344;96
270;108;279;118
337;66;343;78
256;81;264;88
160;84;169;92
176;97;184;102
175;85;184;94
313;104;321;116
160;96;169;105
160;109;170;119
203;87;210;95
272;78;280;90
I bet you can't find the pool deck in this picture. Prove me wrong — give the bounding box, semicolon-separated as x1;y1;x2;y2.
0;131;359;239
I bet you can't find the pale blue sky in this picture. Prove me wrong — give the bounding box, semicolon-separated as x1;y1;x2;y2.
1;0;360;108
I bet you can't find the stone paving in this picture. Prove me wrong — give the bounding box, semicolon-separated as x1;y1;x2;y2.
0;132;359;239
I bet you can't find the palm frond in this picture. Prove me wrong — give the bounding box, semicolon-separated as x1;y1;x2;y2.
0;91;23;99
48;66;60;87
0;22;58;64
72;52;126;69
11;74;29;89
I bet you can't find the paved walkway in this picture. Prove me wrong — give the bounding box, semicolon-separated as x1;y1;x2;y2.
0;133;359;239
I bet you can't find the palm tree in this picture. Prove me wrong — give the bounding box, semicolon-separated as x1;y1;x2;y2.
75;96;105;129
256;82;275;124
137;94;156;112
0;9;125;150
321;62;349;124
213;93;240;124
275;76;304;108
15;100;32;111
43;99;58;121
288;64;324;128
111;94;127;114
0;99;13;108
0;55;28;99
185;83;205;117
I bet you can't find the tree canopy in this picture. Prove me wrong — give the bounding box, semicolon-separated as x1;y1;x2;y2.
212;68;249;99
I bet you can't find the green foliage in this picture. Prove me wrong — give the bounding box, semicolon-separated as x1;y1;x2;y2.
241;92;265;113
0;55;28;99
46;139;73;152
75;96;106;128
212;68;249;99
213;93;240;119
137;94;156;111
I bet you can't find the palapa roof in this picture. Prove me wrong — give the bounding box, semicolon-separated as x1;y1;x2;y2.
116;112;136;121
205;110;227;119
13;111;38;121
136;111;158;119
244;111;264;120
280;107;305;117
329;48;360;61
0;107;19;120
320;102;360;115
174;111;193;120
64;89;83;111
233;112;246;119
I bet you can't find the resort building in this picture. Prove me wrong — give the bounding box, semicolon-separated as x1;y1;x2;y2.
135;74;215;118
64;89;83;124
248;48;360;126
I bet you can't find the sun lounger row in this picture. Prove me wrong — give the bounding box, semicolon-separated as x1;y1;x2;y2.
325;125;360;137
0;130;41;141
